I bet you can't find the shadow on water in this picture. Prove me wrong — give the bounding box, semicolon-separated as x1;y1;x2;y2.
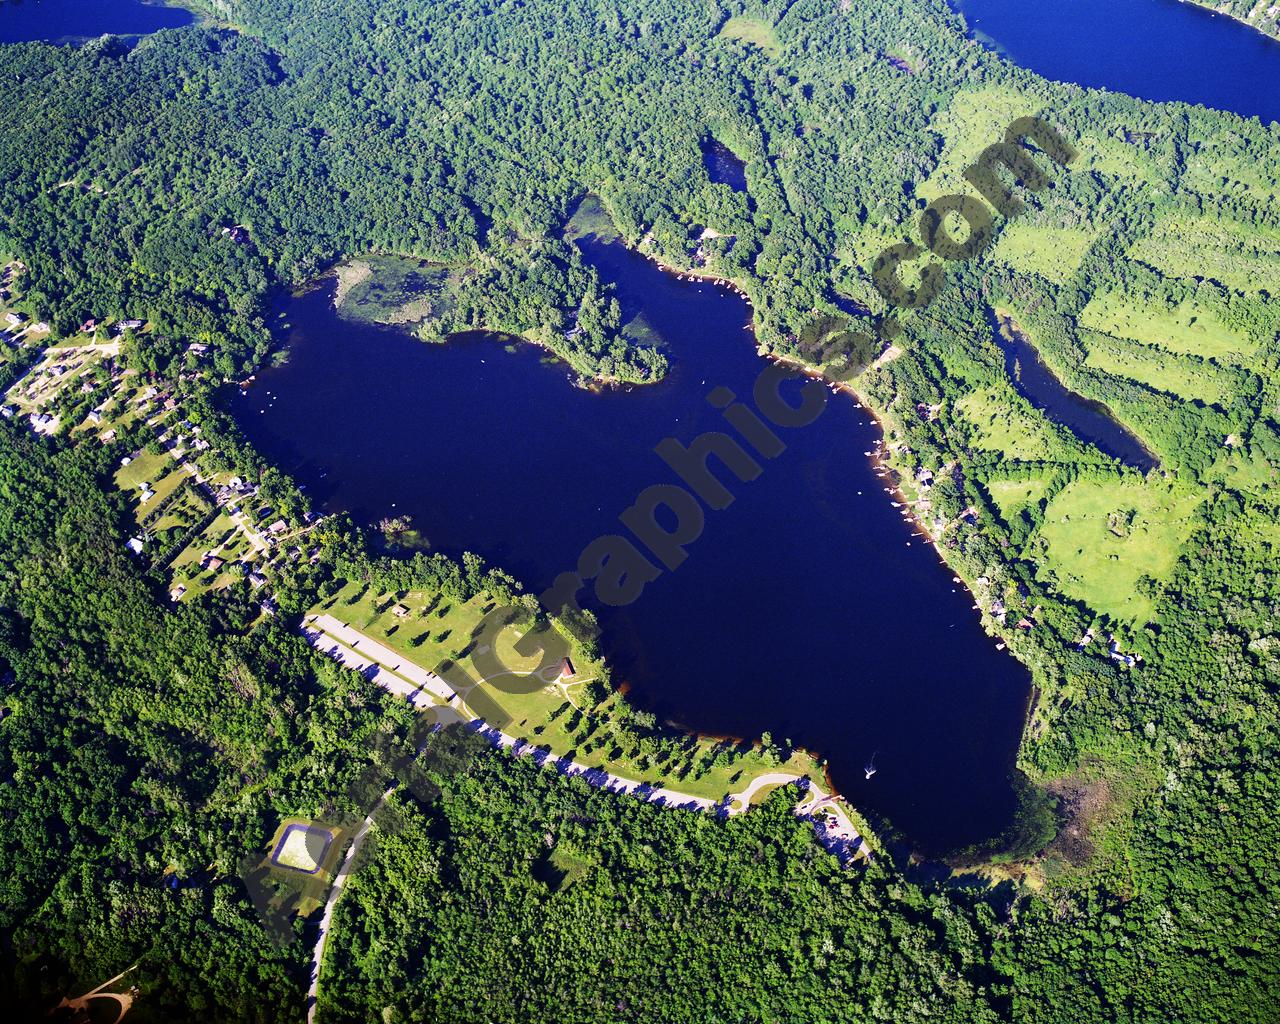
989;309;1157;471
228;236;1034;857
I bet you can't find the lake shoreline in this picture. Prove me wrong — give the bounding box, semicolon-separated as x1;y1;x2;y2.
238;235;1033;857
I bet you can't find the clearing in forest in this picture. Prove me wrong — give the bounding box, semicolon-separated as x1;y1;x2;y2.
919;84;1035;202
992;223;1095;284
1037;475;1203;623
1075;131;1159;185
716;16;781;57
1078;290;1256;363
985;474;1055;519
1080;329;1234;407
956;384;1092;462
1127;213;1280;295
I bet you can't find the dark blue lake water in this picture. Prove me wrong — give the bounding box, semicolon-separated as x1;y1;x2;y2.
0;0;192;45
702;139;748;192
231;237;1031;855
222;0;1270;855
991;311;1158;471
956;0;1280;125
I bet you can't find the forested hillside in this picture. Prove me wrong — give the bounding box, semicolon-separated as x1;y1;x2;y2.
1;0;1278;1020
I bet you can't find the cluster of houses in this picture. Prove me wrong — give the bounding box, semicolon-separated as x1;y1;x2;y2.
1076;628;1141;668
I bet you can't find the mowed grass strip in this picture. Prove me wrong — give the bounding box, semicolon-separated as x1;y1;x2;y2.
1078;290;1255;362
1038;475;1203;623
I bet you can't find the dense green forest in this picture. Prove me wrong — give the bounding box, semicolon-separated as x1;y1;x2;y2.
2;0;1279;1020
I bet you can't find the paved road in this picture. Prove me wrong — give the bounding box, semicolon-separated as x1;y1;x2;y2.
303;615;869;846
299;616;871;1020
306;786;395;1024
308;614;456;702
301;625;441;708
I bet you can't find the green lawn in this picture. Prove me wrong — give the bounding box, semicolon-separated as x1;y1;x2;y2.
312;581;823;803
115;448;173;492
151;485;209;532
1037;475;1204;623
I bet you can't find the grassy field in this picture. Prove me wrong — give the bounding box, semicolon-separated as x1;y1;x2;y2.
716;16;780;57
313;580;823;803
1181;136;1280;208
1037;475;1204;623
115;448;190;526
1207;445;1278;498
1078;290;1256;362
170;512;251;599
149;483;212;533
1075;131;1159;186
992;223;1095;283
956;384;1087;462
1127;213;1280;295
1080;329;1233;406
985;474;1054;518
918;84;1034;202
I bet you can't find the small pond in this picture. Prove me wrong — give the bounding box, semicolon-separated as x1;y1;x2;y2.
702;138;748;192
991;311;1157;471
